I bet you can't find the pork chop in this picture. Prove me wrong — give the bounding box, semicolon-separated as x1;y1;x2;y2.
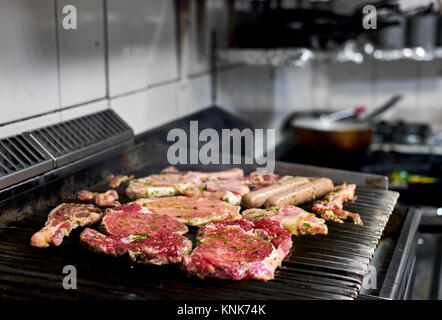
182;218;292;281
31;203;103;248
134;196;241;226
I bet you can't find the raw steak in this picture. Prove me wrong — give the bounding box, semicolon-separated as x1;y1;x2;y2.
100;202;188;236
134;196;241;226
182;218;292;280
80;228;192;265
80;202;191;265
31;203;103;248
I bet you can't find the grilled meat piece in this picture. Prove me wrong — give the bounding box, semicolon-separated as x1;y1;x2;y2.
30;203;103;248
125;173;201;199
80;228;192;265
126;168;247;200
77;189;120;207
312;182;362;225
81;201;191;265
179;186;242;205
161;166;244;180
134;196;241;226
243;171;280;189
182;218;292;281
243;205;328;236
106;174;134;188
264;177;334;208
241;176;309;208
100;202;188;236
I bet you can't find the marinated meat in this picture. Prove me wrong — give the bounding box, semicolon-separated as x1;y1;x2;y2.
241;176;309;208
182;218;292;281
264;177;334;208
243;205;328;236
161;166;244;180
80;228;192;265
81;202;191;265
31;203;103;248
243;171;280;189
179;186;242;205
106;174;134;188
312;182;362;225
125;173;200;199
202;179;250;196
134;196;241;226
100;202;188;236
77;189;120;207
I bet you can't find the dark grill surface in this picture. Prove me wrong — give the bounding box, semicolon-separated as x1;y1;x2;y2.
0;180;398;300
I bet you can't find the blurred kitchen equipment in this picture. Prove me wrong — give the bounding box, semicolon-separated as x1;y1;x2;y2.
289;95;402;152
376;13;408;49
320;105;366;122
408;12;438;48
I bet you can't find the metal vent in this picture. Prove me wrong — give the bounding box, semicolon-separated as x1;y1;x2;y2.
0;110;133;190
0;134;53;189
25;110;133;167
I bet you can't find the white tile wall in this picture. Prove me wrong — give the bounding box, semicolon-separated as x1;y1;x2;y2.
0;113;60;139
110;82;178;135
1;0;441;144
0;0;59;124
57;0;106;107
59;99;108;122
178;75;212;117
107;0;178;97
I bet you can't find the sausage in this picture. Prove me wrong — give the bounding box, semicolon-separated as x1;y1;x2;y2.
240;176;309;208
264;177;334;208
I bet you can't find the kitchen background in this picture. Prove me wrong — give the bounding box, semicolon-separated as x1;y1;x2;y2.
1;0;441;143
0;0;441;300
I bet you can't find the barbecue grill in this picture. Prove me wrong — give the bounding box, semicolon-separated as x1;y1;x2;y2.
0;107;421;300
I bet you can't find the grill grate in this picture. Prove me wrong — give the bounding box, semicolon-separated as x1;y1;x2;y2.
0;110;133;190
0;135;53;189
0;181;399;300
25;110;133;167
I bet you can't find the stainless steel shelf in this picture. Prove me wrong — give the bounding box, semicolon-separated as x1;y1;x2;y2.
218;42;442;66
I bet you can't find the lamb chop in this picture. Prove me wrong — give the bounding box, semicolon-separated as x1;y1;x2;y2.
242;204;328;236
312;182;363;225
77;189;120;207
30;203;103;248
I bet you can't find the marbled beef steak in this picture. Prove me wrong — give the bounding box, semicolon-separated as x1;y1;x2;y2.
80;228;192;265
182;219;293;281
80;202;192;265
100;202;188;235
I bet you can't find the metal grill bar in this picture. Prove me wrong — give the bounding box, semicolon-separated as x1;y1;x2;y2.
0;110;133;190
